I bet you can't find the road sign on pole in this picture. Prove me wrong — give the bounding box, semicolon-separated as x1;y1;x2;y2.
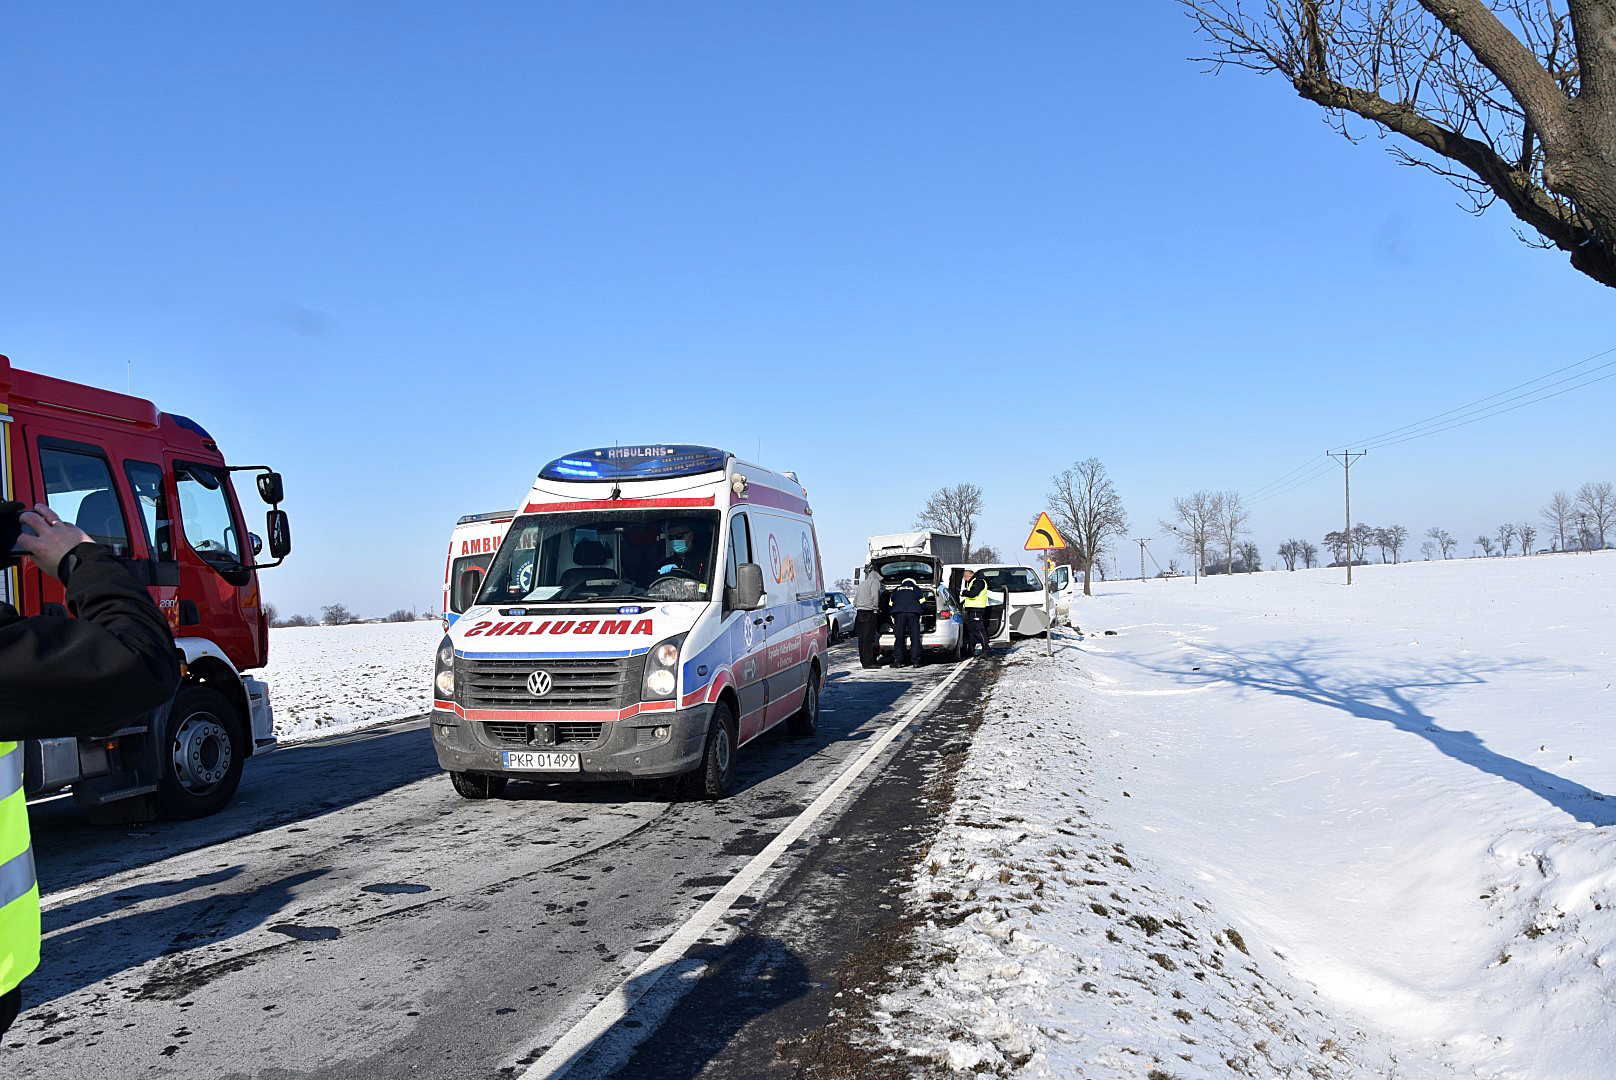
1025;513;1066;657
1024;513;1067;551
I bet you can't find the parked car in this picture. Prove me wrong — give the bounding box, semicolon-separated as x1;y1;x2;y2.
822;591;855;642
865;554;989;664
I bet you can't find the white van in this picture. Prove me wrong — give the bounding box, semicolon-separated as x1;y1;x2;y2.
431;445;827;801
442;510;514;626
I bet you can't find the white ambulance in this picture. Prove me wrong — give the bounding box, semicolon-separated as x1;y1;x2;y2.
430;445;827;801
442;509;515;627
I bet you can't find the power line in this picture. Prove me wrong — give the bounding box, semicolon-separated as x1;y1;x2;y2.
1331;343;1616;452
1245;453;1337;500
1357;367;1616;452
1247;457;1336;506
1238;341;1614;512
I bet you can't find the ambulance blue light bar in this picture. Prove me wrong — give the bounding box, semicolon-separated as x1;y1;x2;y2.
539;445;730;482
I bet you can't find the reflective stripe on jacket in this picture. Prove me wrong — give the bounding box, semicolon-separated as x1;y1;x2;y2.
0;740;40;997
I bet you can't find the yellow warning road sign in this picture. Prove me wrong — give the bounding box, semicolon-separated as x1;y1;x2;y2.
1024;512;1067;551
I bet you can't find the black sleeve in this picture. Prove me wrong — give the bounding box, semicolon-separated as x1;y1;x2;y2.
0;543;182;740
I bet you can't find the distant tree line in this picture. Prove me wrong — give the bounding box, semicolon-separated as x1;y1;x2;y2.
265;602;432;628
1264;480;1615;570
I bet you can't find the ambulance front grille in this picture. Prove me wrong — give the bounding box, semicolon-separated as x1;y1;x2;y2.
555;723;604;744
459;656;630;710
479;722;605;746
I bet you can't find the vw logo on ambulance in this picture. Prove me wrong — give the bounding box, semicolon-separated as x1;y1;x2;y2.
526;670;554;697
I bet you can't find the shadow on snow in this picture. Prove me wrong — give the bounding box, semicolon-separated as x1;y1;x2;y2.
1130;639;1616;828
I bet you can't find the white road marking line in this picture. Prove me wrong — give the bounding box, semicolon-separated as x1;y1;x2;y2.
38;884;94;912
521;658;978;1079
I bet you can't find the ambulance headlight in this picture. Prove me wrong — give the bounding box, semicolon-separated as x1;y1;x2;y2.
434;636;455;698
641;634;686;701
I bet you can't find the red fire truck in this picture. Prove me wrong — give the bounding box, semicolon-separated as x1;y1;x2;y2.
2;354;291;820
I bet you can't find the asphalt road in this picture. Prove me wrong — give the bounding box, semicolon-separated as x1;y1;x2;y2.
3;642;978;1079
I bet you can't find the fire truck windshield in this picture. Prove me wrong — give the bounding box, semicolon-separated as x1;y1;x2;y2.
175;462;244;565
477;509;721;605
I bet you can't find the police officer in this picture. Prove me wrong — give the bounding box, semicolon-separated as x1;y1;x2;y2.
852;563;882;668
0;502;181;1043
889;576;925;667
960;568;991;657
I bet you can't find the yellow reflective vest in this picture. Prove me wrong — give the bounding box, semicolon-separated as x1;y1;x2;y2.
1;740;40;997
962;576;991;609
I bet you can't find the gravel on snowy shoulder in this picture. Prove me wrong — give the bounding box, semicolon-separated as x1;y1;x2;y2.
871;635;1435;1079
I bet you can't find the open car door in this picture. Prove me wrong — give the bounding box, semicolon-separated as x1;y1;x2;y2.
948;568;1012;645
1047;563;1078;626
983;588;1012;643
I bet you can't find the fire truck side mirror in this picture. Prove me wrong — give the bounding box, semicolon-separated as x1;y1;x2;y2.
257;472;285;505
266;510;292;559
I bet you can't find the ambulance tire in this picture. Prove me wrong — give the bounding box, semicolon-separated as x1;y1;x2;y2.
450;771;508;799
787;666;820;737
156;684;247;820
690;701;737;800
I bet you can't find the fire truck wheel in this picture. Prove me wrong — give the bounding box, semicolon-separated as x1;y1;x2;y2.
450;771;508;799
157;684;247;820
786;667;820;737
690;701;737;800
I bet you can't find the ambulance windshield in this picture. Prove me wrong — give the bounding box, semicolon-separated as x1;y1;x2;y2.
476;510;722;605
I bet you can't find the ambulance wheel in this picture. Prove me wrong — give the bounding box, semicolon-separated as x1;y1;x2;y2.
450;771;507;799
690;701;737;800
787;666;820;737
156;684;247;820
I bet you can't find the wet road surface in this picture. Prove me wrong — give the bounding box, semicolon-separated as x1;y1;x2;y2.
4;643;985;1079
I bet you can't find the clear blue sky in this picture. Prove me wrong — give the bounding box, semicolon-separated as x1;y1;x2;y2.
3;3;1611;615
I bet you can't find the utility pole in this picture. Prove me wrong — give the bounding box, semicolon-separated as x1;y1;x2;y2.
1134;538;1148;582
1328;450;1367;584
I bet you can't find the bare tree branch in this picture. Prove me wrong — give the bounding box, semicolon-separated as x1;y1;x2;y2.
1179;0;1616;287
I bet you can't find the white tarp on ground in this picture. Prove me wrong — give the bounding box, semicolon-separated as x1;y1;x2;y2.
877;551;1616;1079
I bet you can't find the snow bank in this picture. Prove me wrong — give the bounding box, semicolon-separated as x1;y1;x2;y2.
882;551;1616;1078
258;620;444;742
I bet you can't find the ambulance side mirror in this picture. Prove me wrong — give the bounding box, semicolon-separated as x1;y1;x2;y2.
727;563;766;611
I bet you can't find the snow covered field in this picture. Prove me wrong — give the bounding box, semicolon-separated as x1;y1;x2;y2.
878;551;1616;1079
258;619;443;742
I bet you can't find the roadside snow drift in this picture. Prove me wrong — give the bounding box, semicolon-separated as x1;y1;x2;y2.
880;551;1615;1079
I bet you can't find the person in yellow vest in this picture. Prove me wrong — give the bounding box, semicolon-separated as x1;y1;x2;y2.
0;501;180;1042
959;569;992;657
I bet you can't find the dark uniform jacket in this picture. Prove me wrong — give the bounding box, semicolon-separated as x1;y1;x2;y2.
889;581;924;615
961;576;987;602
0;543;181;740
